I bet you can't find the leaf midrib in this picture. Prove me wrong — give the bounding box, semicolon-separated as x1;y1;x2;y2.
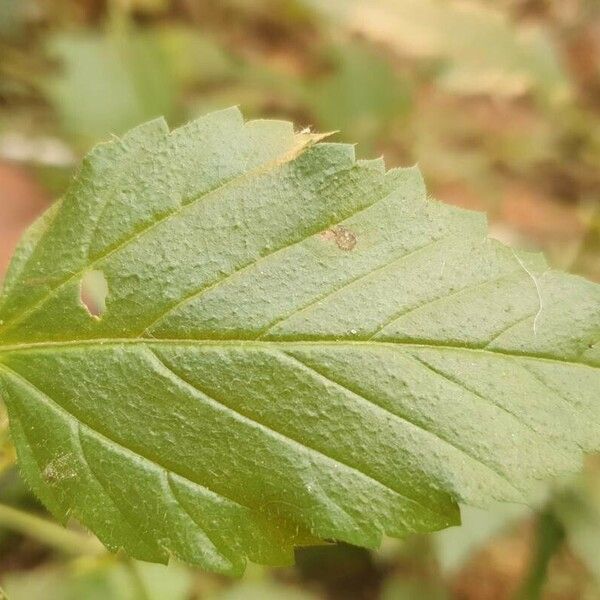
0;338;595;370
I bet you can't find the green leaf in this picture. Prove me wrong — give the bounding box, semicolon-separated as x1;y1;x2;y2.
307;41;412;152
0;107;598;575
45;28;176;145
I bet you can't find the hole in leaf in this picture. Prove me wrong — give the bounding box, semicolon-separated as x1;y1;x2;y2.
80;270;108;319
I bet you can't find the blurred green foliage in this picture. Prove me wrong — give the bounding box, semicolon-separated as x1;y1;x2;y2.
3;558;193;600
310;0;571;100
45;29;176;143
0;1;598;598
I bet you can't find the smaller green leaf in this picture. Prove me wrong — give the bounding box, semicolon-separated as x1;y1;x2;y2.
308;42;412;152
45;29;175;144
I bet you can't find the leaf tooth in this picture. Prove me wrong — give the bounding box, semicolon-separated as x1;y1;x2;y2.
79;425;240;575
1;366;166;561
74;424;166;562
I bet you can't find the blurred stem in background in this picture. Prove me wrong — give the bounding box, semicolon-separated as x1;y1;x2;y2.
516;507;565;600
123;557;151;600
569;203;600;278
107;0;132;32
0;502;101;556
0;403;14;475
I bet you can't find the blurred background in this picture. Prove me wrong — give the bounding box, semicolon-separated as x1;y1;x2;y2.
0;0;599;598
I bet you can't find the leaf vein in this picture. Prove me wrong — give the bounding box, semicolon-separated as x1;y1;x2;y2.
164;472;234;567
141;187;400;335
282;351;523;498
0;135;316;336
257;234;457;339
0;363;254;515
74;423;160;555
146;347;440;519
484;311;540;348
0;339;597;370
408;354;543;437
369;271;527;341
513;359;600;429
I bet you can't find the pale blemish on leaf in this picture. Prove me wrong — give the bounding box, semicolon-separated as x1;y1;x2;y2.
43;453;77;485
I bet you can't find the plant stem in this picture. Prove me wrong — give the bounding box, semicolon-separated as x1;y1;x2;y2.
107;0;132;34
123;557;151;600
515;508;565;600
0;502;102;556
568;203;600;275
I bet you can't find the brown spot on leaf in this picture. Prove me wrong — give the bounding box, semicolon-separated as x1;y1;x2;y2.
320;226;357;251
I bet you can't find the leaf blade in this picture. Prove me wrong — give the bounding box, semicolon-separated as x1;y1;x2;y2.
0;108;598;573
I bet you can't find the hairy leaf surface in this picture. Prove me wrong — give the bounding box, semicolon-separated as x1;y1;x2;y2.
0;107;598;574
